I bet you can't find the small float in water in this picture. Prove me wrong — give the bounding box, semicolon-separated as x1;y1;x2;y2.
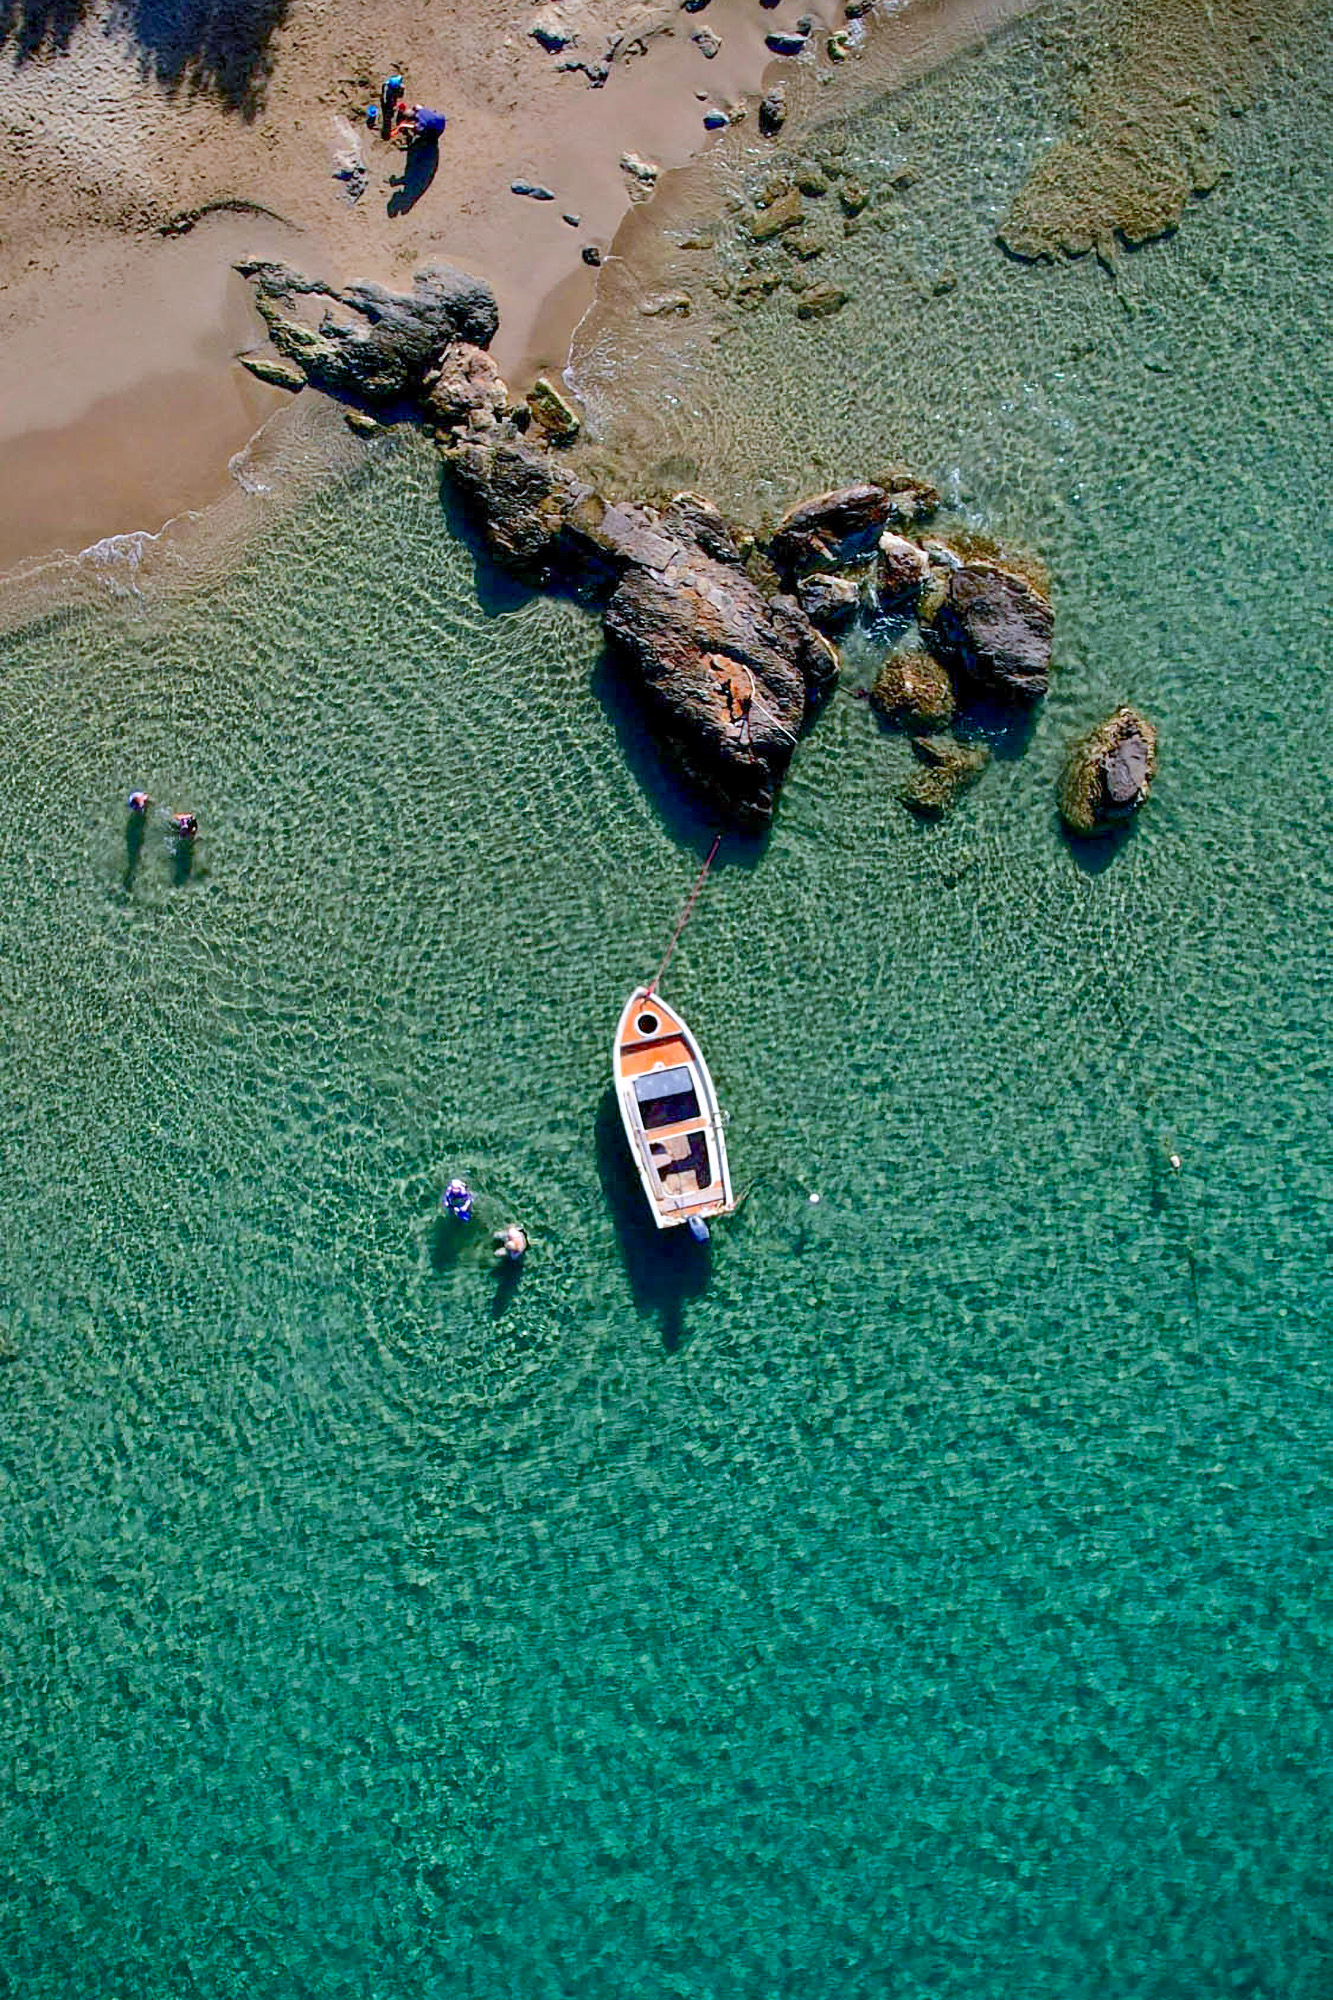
613;986;734;1238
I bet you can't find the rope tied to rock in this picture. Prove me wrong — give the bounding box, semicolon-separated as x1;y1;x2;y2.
646;832;723;998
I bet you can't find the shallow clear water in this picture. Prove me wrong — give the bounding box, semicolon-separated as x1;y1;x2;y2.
2;12;1331;1997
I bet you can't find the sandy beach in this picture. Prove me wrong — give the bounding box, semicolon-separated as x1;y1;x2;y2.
0;0;1041;580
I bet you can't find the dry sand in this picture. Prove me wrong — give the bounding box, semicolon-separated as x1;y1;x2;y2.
0;0;1031;579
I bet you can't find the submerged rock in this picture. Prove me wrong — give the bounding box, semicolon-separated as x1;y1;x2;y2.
924;561;1053;702
794;283;850;320
638;291;692;317
736;269;783;307
897;735;990;820
745;189;806;241
237;260;498;405
870;650;955;732
1058;706;1159;836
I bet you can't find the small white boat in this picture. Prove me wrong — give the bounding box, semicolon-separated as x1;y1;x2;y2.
613;986;735;1233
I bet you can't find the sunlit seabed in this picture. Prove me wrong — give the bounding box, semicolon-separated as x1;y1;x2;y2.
0;9;1330;1995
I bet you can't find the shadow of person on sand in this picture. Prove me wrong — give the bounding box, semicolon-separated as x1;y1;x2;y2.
594;1087;710;1354
388;136;439;217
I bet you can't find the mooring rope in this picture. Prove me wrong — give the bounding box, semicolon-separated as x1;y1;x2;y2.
646;832;723;997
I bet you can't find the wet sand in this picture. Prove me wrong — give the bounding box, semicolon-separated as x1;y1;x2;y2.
0;0;1031;579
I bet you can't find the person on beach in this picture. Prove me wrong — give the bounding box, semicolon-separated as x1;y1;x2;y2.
392;104;446;149
379;73;404;139
495;1223;527;1264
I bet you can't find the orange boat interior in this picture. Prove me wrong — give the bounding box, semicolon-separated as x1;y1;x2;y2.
618;995;723;1203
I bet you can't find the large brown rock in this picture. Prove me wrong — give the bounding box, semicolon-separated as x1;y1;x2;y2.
797;573;860;633
604;537;837;828
1058;706;1159;835
924;561;1053;702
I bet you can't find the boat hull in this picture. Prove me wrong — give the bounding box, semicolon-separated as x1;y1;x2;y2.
612;987;735;1230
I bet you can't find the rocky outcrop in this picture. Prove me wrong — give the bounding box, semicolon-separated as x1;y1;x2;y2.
1058;706;1159;836
237;261;498;405
440;418;837;824
443;432;603;583
526;376;582;442
604;537;837;829
424;342;511;435
924;561;1053;702
871;649;955;732
759;84;788;136
879;474;941;527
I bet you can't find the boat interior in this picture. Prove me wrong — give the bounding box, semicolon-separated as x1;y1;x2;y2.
647;1128;712;1196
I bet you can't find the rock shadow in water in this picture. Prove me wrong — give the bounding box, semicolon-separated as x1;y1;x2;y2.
950;684;1041;764
594;1086;709;1354
435;470;538;618
1059;812;1136;873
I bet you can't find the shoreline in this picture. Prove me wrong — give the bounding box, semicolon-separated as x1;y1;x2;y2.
0;0;1033;595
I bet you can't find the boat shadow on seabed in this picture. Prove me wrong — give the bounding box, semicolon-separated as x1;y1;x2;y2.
594;1087;710;1355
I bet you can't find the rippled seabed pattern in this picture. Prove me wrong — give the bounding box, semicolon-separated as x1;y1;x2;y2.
2;35;1332;2000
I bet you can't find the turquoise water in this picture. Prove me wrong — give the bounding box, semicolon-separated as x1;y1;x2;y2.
2;12;1331;1997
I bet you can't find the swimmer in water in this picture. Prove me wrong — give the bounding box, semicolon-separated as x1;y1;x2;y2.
494;1223;527;1263
442;1178;474;1222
